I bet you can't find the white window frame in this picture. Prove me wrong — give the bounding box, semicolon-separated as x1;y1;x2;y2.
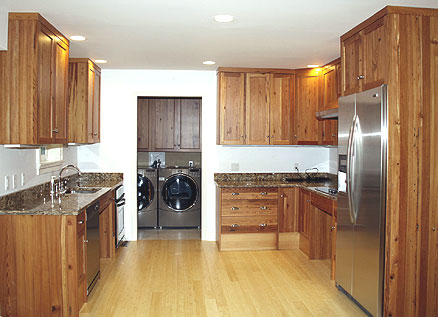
36;145;64;175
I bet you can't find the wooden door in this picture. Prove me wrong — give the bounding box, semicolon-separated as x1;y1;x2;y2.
309;206;332;260
137;98;150;150
320;119;338;145
321;65;338;110
246;73;270;145
218;72;245;144
52;38;68;144
298;189;311;237
270;74;294;145
342;33;362;96
87;65;95;143
37;25;55;143
278;188;299;232
295;70;320;144
151;99;176;150
177;98;201;151
362;17;386;91
93;67;101;143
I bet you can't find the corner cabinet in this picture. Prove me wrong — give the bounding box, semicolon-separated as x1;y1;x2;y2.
217;70;294;145
68;58;101;144
0;13;69;145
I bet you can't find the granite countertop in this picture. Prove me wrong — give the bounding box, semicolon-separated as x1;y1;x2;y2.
0;173;123;216
214;172;338;200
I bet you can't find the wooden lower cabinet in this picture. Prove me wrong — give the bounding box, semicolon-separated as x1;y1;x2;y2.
278;187;300;249
99;190;116;258
0;212;87;316
217;187;278;251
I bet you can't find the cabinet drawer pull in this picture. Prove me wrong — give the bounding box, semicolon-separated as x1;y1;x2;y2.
84;239;89;243
357;75;364;80
259;223;267;227
52;128;59;133
231;224;240;228
231;192;239;196
332;134;336;137
260;206;268;210
78;220;84;224
231;207;240;210
260;192;267;195
280;194;285;198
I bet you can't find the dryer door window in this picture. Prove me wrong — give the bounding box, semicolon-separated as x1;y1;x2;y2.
161;175;198;211
137;174;155;211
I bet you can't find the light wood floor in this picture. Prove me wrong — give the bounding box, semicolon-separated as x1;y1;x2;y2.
80;240;365;316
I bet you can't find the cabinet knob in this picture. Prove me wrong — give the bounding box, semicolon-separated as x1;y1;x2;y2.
259;223;267;227
332;134;336;137
260;206;268;210
78;220;84;224
294;135;298;138
231;192;239;196
231;207;240;210
260;192;267;195
94;133;98;136
433;227;436;232
331;226;336;231
280;194;285;198
52;128;59;133
306;200;310;203
357;75;364;80
84;239;89;243
231;223;240;228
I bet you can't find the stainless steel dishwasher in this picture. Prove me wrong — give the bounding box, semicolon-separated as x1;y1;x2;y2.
86;201;100;295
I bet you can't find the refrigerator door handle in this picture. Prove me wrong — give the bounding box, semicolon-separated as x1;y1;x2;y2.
346;114;357;224
351;117;360;224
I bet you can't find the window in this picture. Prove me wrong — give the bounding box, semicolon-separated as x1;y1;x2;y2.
36;145;64;175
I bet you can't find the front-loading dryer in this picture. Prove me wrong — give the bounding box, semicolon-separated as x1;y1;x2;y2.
137;168;158;228
158;167;201;228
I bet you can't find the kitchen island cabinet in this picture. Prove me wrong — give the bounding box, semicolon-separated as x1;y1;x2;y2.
0;13;69;145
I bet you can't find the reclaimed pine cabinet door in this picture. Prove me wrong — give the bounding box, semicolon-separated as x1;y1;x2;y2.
218;72;245;144
151;99;176;150
246;73;270;145
137;98;150;150
295;70;320;145
270;74;294;145
278;187;299;232
176;98;201;151
342;33;362;96
321;64;339;110
321;119;338;145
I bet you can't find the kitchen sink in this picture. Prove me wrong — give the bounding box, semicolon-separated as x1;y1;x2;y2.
65;187;101;194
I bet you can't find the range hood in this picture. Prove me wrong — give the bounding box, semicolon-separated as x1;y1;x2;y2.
316;107;338;119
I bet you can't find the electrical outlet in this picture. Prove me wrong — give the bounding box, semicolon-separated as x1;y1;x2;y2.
21;173;25;186
293;163;300;169
231;163;240;171
4;176;9;191
12;174;17;189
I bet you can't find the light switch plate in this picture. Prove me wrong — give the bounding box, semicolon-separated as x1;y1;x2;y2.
4;176;9;191
12;174;17;189
21;173;25;186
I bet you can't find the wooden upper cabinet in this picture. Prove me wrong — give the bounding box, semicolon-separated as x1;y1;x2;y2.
176;98;202;151
321;120;338;145
68;59;101;143
151;99;176;150
295;69;320;145
321;59;341;111
270;74;294;145
137;98;150;150
218;72;245;144
341;16;386;96
0;13;69;144
245;73;270;145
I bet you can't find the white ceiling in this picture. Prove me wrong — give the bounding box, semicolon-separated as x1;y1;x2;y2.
5;0;438;70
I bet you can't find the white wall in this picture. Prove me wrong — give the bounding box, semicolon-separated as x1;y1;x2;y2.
0;146;78;196
0;3;7;50
77;69;330;241
328;147;338;174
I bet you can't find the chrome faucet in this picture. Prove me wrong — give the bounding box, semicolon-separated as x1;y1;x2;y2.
58;164;82;194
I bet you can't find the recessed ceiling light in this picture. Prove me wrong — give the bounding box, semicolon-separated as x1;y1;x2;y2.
307;64;320;68
94;59;108;64
203;60;216;65
213;15;235;23
69;35;86;41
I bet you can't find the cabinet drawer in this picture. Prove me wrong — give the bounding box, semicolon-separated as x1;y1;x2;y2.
221;188;278;200
222;199;277;216
310;192;333;216
221;215;277;233
77;210;86;233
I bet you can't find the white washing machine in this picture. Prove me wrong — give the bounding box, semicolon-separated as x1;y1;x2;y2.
137;168;158;228
158;167;201;228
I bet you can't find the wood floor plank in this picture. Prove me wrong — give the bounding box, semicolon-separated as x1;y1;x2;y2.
80;240;365;316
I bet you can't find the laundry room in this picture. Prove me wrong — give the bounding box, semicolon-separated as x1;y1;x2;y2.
137;97;202;239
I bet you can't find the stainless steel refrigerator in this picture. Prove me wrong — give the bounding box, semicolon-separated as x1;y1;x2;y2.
336;85;387;316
